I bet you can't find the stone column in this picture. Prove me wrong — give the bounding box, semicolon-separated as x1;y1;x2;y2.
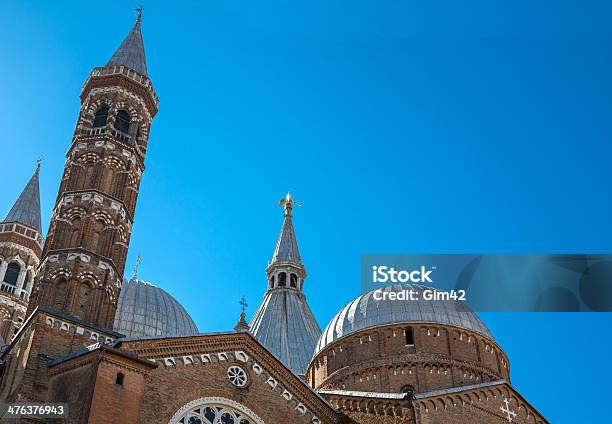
16;269;27;295
0;261;7;283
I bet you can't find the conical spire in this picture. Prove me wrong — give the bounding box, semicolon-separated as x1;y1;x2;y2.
107;9;148;76
271;193;302;264
4;161;42;233
250;193;321;375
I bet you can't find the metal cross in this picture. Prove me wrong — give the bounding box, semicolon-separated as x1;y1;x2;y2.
500;397;517;422
239;296;248;313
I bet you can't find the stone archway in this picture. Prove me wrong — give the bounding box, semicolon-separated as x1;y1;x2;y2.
168;397;265;424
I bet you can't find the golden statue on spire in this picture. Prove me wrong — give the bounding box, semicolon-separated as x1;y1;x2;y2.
132;254;142;280
278;192;301;217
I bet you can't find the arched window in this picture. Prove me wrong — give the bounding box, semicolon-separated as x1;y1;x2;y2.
91;220;104;252
169;397;264;424
114;110;131;134
3;263;20;285
115;372;125;386
54;279;67;309
405;327;414;346
278;272;287;287
83;164;95;189
270;275;275;288
92;106;109;128
290;273;297;288
70;218;81;247
76;283;91;317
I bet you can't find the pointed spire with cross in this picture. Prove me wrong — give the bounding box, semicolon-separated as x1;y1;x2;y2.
135;4;143;22
234;296;250;333
3;160;43;233
106;5;148;76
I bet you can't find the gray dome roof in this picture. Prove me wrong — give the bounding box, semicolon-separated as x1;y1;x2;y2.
113;278;198;338
315;284;493;355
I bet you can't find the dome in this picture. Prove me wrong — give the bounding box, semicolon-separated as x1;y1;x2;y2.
315;284;493;355
113;278;199;338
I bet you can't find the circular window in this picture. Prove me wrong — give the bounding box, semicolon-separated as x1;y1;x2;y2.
227;366;248;388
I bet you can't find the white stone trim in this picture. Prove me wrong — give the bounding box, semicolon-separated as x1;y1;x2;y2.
44;316;114;345
168;396;265;424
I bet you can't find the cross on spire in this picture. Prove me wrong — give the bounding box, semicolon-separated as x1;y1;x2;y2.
239;296;248;313
500;397;517;422
135;4;143;22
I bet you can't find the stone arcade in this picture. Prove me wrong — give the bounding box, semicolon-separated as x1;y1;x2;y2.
0;12;549;424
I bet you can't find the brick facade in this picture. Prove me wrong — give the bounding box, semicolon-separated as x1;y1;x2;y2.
308;323;510;395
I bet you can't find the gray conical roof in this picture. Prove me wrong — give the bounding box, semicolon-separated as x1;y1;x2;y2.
271;216;301;264
4;163;42;232
250;290;321;375
107;11;148;76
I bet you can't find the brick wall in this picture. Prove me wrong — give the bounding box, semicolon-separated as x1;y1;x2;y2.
308;323;509;394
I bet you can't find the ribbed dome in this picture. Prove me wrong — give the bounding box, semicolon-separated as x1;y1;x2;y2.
315;284;493;355
113;278;198;338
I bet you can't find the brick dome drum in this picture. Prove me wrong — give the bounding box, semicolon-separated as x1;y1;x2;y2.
315;283;493;355
113;278;199;338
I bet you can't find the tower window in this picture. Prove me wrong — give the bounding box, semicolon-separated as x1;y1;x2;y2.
270;275;275;288
278;272;287;287
405;327;414;346
3;263;20;286
290;273;297;288
115;372;125;386
92;106;109;128
114;110;131;134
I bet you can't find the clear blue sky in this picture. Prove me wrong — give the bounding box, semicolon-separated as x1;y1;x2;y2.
1;1;611;422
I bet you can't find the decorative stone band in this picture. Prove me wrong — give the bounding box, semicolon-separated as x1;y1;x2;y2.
319;390;410;417
44;315;115;345
53;191;133;229
43;251;122;291
82;74;158;121
0;223;43;248
70;138;144;176
154;350;324;424
0;295;28;313
320;352;503;391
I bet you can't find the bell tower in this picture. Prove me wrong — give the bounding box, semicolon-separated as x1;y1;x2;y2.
26;10;158;328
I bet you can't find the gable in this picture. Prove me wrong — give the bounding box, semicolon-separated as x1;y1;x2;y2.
414;381;548;424
118;332;340;424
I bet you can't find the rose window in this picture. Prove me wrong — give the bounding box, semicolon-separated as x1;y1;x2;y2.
177;406;254;424
227;365;248;388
